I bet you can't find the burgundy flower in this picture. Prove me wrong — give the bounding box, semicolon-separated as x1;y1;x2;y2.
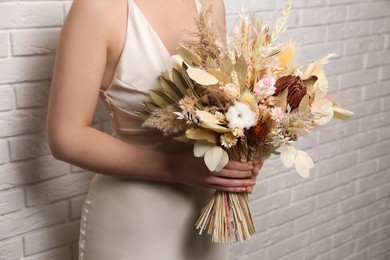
274;75;307;111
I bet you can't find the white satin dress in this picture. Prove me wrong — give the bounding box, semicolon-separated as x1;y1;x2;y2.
78;0;230;259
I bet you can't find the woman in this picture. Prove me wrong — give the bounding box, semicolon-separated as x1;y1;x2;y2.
47;0;263;259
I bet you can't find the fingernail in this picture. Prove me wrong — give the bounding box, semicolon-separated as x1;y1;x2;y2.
241;187;247;192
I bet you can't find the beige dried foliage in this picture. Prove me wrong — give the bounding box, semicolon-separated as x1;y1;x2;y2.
142;105;188;136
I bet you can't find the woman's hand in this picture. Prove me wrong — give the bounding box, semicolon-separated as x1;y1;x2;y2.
168;153;263;193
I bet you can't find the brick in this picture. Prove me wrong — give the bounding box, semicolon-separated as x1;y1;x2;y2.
0;188;24;215
316;182;356;209
327;0;366;4
11;28;60;56
312;212;354;241
0;239;22;260
316;151;357;177
366;51;390;68
381;65;390;81
0;85;13;111
349;3;390;21
325;55;364;76
0;139;8;165
0;109;47;138
292;175;337;201
348;99;381;119
358;171;390;193
245;222;294;253
265;231;311;260
294;204;338;233
378;154;390;171
14;81;51;108
333;221;370;248
339;190;377;214
0;3;62;29
328;21;370;41
9;133;50;161
345;35;386;55
358;140;390;163
363;81;390;100
344;251;368;260
377;183;390;200
338;130;378;154
252;190;290;216
0;201;68;240
281;26;327;45
329;242;355;260
339;68;379;89
266;199;315;228
0;156;69;190
25;172;93;206
371;18;390;34
360;227;390;256
70;194;87;219
300;7;347;26
383;96;390;112
300;42;344;61
337;160;377;186
24;221;80;255
0;32;9;58
0;56;55;84
23;247;71;260
289;238;332;260
266;169;306;194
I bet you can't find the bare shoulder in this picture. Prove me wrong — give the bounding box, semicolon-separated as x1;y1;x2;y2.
63;0;126;40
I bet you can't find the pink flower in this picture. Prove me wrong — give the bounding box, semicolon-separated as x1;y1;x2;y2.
254;76;276;100
270;106;285;123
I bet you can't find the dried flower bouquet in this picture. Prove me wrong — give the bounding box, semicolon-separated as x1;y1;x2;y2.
138;0;353;243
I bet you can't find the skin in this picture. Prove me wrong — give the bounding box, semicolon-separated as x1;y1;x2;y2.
47;0;263;193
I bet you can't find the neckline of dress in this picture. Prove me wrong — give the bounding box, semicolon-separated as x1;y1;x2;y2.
131;0;201;57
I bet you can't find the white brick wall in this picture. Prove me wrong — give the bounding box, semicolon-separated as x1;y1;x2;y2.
0;0;389;259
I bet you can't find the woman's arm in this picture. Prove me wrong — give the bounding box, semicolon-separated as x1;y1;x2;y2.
48;0;261;192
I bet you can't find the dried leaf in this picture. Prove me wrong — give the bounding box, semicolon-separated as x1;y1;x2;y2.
206;57;219;69
196;110;231;133
332;104;354;121
194;140;214;157
186;128;219;144
171;68;189;96
280;145;295;167
298;94;310;113
208;69;231;84
141;101;159;111
220;54;233;75
178;45;202;66
234;55;248;91
187;67;219;86
303;76;318;97
149;90;174;108
295;149;314;179
161;78;182;102
276;88;288;111
204;146;229;171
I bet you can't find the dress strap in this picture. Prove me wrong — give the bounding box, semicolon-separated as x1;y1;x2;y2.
194;0;202;13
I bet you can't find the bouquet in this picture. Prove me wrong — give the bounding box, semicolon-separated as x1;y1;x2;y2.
138;0;353;244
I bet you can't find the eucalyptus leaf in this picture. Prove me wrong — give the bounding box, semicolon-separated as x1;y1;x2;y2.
187;67;219;86
141;101;160;112
204;146;229;171
160;78;181;102
185;128;219;144
194;140;214;157
178;45;202;66
234;55;248;91
149;90;174;108
171;68;189;96
220;54;233;75
206;57;219;69
208;69;231;84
